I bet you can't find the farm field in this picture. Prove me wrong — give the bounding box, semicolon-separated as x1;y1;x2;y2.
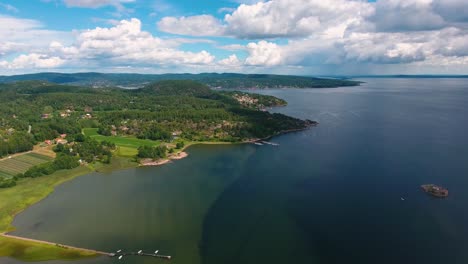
82;128;160;156
0;153;53;179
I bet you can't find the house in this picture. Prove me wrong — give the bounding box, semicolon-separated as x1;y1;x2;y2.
60;134;67;139
44;140;52;145
41;114;50;119
55;138;68;145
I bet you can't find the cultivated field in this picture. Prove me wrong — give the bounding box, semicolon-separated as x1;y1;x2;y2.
83;128;160;157
0;153;53;179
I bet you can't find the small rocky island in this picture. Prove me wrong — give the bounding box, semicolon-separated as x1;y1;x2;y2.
421;184;449;198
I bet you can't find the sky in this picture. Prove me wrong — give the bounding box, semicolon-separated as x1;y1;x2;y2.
0;0;468;75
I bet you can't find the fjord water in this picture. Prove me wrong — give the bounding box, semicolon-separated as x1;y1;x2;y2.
8;78;468;264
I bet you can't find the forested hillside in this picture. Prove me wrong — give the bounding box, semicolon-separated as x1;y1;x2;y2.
0;80;315;159
0;72;360;89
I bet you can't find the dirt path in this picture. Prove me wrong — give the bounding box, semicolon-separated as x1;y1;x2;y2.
1;233;109;255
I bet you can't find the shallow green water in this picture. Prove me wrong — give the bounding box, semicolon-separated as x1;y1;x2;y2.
10;145;257;264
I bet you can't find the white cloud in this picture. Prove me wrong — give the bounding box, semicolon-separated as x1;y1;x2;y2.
0;42;26;57
157;15;225;36
0;53;65;69
245;40;282;66
0;15;71;56
1;18;216;72
55;18;215;66
218;54;241;67
4;0;468;74
157;0;373;39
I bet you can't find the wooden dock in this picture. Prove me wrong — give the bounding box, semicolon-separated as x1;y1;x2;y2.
110;252;171;260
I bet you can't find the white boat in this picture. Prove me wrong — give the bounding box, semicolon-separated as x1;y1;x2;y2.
116;249;122;253
118;255;123;260
138;250;143;254
260;141;279;146
401;197;405;201
155;250;159;254
254;142;263;146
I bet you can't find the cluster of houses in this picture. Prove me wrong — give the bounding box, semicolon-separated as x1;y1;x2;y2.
43;134;68;146
41;108;94;120
232;93;259;106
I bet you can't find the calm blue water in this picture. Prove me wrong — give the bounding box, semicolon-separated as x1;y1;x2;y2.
6;78;468;264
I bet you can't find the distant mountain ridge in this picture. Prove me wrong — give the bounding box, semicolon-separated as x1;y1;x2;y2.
0;72;360;89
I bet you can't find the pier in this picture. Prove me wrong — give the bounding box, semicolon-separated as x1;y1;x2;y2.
109;251;171;260
1;233;171;260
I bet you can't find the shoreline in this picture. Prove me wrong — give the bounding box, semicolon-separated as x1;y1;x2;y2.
0;124;314;262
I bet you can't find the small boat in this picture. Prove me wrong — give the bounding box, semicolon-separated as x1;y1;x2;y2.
118;255;123;260
155;250;159;254
260;141;279;146
401;197;405;201
138;250;143;254
254;142;263;146
116;249;122;253
421;184;448;198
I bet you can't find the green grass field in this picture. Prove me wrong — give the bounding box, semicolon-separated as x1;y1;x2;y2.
83;128;161;157
0;153;53;179
0;236;97;261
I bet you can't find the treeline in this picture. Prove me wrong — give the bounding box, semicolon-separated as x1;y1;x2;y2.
0;72;361;89
0;132;35;157
55;138;115;164
20;154;80;178
137;145;168;159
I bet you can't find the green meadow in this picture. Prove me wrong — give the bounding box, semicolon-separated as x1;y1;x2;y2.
83;128;161;157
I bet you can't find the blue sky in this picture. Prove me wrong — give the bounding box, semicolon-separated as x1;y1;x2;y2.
0;0;468;75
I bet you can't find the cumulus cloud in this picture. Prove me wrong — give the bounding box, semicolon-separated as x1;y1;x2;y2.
245;40;282;66
225;0;373;39
370;0;445;32
1;18;216;72
157;15;226;36
4;0;468;73
0;15;70;57
158;0;373;39
218;54;241;67
0;53;65;69
51;18;215;67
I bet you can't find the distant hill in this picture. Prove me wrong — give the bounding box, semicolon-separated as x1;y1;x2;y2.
0;72;360;89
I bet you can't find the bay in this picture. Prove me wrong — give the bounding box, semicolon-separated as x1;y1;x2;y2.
7;78;468;264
